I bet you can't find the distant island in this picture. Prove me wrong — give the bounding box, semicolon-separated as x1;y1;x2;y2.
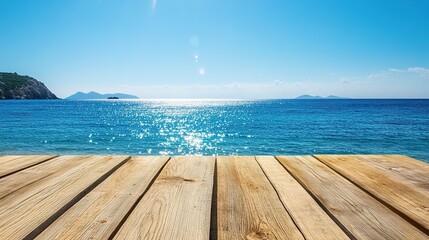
295;94;350;99
66;91;139;100
0;72;58;100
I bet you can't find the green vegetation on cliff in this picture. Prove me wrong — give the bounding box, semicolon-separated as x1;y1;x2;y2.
0;72;29;89
0;72;58;99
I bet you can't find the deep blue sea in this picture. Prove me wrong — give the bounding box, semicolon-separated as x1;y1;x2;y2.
0;99;428;162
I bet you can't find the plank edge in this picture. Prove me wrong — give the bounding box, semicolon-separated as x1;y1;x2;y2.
274;156;356;239
255;156;305;237
312;154;429;235
24;156;132;240
108;156;171;239
0;155;60;179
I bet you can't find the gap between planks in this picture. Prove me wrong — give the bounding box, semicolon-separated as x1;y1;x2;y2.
276;155;427;239
312;154;429;235
216;156;305;239
108;156;171;239
1;155;428;240
36;156;170;239
0;155;59;178
257;156;350;240
113;156;216;239
0;155;130;239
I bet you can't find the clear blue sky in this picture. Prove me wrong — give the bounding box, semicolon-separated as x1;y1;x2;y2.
1;0;428;98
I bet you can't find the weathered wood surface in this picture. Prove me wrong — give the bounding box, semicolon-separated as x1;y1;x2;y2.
277;156;427;239
0;155;129;239
37;156;169;240
217;156;304;239
0;154;428;239
114;156;215;240
256;156;349;240
0;155;58;178
314;154;429;233
0;155;98;200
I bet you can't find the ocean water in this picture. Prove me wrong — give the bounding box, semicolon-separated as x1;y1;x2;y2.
0;99;428;162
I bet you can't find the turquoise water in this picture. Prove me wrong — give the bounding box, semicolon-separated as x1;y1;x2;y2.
0;99;428;162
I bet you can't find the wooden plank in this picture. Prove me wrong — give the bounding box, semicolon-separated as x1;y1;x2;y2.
0;155;107;200
314;154;429;234
0;155;129;239
255;156;349;239
0;155;58;178
113;156;215;240
217;156;304;240
277;156;427;239
37;156;169;239
315;154;429;191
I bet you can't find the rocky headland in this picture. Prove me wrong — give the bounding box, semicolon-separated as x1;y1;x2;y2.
0;72;58;100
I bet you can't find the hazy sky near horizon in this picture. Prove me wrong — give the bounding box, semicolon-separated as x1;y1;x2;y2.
1;0;429;99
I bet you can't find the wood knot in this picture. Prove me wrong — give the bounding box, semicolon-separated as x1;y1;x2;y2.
246;231;270;239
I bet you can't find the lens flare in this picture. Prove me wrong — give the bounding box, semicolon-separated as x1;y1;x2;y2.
199;68;205;75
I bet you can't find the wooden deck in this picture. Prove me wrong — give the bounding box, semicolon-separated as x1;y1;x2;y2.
0;155;428;239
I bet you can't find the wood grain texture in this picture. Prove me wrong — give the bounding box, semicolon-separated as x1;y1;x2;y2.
113;156;215;240
277;156;427;240
0;155;129;239
37;156;169;240
0;155;58;178
256;156;349;239
0;155;105;200
217;156;304;240
314;154;429;233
